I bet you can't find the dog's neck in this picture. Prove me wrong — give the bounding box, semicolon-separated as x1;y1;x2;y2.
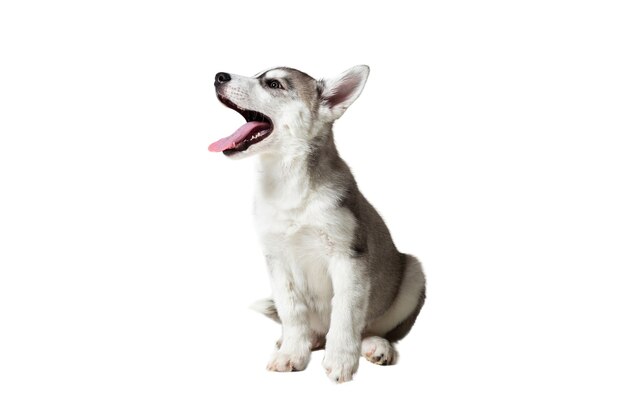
255;127;342;208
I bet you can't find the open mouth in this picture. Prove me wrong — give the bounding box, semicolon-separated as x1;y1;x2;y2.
208;95;273;156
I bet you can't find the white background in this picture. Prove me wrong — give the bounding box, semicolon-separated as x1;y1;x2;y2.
1;0;625;415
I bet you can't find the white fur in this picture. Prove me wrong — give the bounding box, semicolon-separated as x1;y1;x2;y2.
322;255;369;382
263;68;289;79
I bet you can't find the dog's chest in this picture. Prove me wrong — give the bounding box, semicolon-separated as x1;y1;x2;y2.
255;180;355;303
255;164;348;250
255;193;340;259
257;199;338;307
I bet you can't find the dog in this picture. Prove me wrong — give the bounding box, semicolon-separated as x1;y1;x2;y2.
209;66;426;383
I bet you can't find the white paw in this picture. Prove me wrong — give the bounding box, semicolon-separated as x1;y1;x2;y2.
361;336;397;366
322;349;360;383
266;350;310;372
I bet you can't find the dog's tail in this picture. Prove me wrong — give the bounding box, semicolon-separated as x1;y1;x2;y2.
250;298;281;323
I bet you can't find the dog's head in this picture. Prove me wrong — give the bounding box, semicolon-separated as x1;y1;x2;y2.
209;66;370;159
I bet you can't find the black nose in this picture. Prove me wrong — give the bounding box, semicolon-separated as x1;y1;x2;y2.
214;72;231;86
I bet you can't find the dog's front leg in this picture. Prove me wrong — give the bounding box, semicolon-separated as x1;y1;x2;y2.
323;256;369;383
266;256;312;372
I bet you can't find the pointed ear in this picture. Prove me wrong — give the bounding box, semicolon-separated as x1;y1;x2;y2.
318;65;370;120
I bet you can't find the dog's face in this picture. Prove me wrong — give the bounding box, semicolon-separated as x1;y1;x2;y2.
209;66;369;159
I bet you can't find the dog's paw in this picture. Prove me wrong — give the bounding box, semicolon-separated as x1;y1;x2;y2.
361;336;397;366
266;350;310;372
322;349;359;383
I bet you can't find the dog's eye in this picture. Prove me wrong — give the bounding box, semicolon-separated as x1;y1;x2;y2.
267;80;283;89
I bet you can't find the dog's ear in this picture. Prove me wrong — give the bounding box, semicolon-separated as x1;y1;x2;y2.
318;65;370;120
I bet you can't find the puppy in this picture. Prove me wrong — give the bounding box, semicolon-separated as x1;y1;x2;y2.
209;66;426;383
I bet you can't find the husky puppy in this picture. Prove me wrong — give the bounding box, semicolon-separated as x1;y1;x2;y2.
209;66;426;383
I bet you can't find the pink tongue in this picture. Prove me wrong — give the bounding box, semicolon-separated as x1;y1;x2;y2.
209;121;271;152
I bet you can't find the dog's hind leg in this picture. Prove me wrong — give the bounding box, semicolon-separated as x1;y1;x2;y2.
366;254;426;341
361;336;397;366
